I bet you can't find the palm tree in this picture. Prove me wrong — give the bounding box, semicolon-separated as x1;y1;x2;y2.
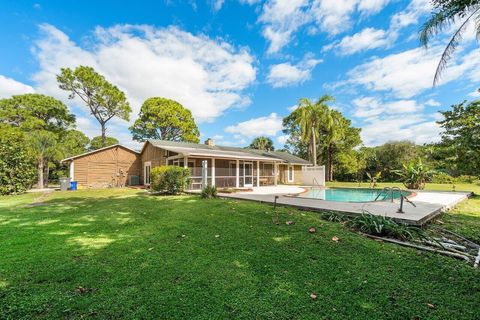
420;0;480;85
292;95;334;166
323;110;346;181
30;131;58;188
249;136;274;151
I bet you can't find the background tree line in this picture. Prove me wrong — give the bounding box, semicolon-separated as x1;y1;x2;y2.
0;66;200;194
279;96;480;183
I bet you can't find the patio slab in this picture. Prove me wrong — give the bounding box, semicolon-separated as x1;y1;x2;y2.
215;186;472;226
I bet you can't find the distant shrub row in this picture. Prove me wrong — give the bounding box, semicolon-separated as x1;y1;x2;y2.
430;172;479;184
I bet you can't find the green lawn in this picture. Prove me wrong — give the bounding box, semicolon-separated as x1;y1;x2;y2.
1;189;479;319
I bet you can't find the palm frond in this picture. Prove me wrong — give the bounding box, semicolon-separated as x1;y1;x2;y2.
420;11;451;48
433;7;480;86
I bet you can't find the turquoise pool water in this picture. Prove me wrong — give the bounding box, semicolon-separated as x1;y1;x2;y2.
297;188;411;202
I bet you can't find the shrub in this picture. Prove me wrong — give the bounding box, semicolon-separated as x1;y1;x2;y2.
394;159;434;189
201;185;218;199
0;130;36;195
430;171;454;184
455;175;479;184
150;166;190;195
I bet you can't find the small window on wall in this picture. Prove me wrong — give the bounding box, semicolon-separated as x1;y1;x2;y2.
288;165;294;183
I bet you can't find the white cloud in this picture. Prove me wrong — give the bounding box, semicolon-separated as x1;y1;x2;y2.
390;0;431;30
0;75;35;98
425;99;441;107
469;90;480;98
259;0;310;54
342;45;480;98
325;27;393;55
32;24;256;125
267;55;321;87
353;97;424;118
225;113;283;137
287;104;298;112
361;114;441;146
352;96;441;146
214;0;225;11
258;0;392;53
276;135;288;145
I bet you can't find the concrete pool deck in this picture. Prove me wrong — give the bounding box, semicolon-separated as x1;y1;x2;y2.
214;186;472;226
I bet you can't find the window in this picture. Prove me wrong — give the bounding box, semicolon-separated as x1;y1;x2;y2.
288;165;294;183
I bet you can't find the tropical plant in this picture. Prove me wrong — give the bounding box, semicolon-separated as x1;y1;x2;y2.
30;131;60;188
366;171;382;188
249;136;274;151
420;0;480;85
130;97;200;143
89;136;119;151
201;185;218;199
57;66;131;147
394;159;435;190
150;166;190;195
347;213;420;240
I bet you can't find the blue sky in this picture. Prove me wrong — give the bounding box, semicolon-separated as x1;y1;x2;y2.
1;0;479;149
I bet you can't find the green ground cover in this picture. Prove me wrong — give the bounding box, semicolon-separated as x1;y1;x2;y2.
0;188;479;319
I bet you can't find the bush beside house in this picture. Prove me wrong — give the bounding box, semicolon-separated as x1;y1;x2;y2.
150;166;190;195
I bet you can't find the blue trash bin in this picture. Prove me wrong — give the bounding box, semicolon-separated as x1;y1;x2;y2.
70;181;78;191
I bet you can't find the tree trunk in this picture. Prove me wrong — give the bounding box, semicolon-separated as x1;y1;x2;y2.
101;123;106;147
44;162;49;188
328;145;334;181
38;159;44;189
311;127;317;166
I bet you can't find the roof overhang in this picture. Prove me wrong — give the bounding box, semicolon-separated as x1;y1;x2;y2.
61;144;140;163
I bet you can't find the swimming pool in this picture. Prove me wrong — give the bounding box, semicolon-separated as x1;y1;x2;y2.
296;188;411;202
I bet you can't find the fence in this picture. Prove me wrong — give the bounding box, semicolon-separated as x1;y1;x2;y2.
301;166;326;186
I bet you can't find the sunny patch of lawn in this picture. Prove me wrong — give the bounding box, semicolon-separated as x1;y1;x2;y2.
0;189;479;319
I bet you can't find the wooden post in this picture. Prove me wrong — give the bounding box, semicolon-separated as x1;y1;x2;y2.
69;161;74;180
256;161;260;187
211;158;215;186
274;162;278;186
236;159;240;188
183;156;188;168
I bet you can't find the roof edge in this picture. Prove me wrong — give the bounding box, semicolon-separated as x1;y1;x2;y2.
61;144;140;162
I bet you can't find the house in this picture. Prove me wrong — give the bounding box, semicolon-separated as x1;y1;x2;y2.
62;138;312;189
61;145;141;188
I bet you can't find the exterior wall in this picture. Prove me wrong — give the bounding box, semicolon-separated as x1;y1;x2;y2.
140;142;169;184
278;164;304;185
72;146;141;188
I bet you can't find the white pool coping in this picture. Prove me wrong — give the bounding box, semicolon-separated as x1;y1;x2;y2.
215;186;472;225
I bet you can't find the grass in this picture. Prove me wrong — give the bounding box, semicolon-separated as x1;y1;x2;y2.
0;188;479;319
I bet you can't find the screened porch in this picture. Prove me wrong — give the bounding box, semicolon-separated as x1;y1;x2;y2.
167;157;278;190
